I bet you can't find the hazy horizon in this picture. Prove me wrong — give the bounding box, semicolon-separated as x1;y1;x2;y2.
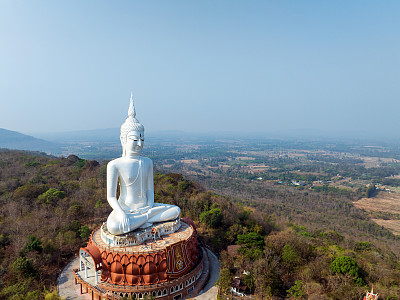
4;126;399;144
1;1;400;138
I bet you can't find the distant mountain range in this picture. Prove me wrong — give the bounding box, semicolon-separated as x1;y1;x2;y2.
0;128;60;153
0;127;201;158
2;126;394;157
36;128;202;143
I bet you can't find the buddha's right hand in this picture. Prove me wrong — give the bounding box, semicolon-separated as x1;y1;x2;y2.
119;211;131;233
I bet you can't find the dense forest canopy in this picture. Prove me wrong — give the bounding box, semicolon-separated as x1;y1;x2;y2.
0;149;399;299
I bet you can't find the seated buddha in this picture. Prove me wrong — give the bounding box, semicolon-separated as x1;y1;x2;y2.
106;94;180;235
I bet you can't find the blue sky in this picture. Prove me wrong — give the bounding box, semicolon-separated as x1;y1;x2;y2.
1;1;399;137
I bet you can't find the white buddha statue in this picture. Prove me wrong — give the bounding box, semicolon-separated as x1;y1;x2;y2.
106;93;180;235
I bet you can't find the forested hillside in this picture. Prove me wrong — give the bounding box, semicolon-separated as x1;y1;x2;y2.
0;149;399;299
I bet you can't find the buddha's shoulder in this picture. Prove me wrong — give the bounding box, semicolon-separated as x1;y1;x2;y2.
107;158;124;169
139;156;153;168
107;157;152;167
140;156;153;164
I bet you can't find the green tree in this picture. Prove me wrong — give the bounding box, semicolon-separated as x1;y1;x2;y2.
67;204;82;216
366;184;377;198
199;207;222;228
38;188;66;204
331;256;359;277
95;199;103;208
286;280;305;299
79;225;91;240
216;268;232;294
24;235;42;253
25;161;40;167
282;244;300;269
11;257;36;277
13;184;47;200
237;232;264;260
331;255;364;285
177;180;190;192
236;232;264;248
243;272;255;293
74;158;86;168
252;258;283;297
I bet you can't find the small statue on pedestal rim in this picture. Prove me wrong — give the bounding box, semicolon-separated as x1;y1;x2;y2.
106;93;180;235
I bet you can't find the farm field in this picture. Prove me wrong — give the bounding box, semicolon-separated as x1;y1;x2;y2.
354;191;400;235
372;219;400;235
355;192;400;215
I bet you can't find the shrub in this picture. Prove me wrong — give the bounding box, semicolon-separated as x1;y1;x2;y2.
0;278;33;299
26;290;40;300
74;158;86;168
25;161;40;167
67;204;82;216
0;233;10;248
355;241;372;251
44;291;62;300
95;199;103;208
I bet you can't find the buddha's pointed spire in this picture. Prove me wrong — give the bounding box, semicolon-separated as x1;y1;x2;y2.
128;92;136;118
121;92;144;139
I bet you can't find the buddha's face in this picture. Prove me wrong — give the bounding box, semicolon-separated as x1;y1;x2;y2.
121;130;144;156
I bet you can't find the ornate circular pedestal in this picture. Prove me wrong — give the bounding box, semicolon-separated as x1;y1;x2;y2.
73;218;208;300
100;218;182;247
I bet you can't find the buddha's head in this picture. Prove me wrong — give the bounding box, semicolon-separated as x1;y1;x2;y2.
120;93;145;157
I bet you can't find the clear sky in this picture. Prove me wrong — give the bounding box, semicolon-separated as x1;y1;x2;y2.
1;1;399;138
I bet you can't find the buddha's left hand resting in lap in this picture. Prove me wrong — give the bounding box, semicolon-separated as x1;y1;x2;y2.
106;94;180;235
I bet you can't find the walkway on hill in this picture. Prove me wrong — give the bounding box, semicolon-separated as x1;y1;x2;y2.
58;257;90;300
192;248;220;300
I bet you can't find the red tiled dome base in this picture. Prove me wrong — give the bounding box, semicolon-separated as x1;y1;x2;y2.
73;247;208;300
81;218;199;286
74;219;208;299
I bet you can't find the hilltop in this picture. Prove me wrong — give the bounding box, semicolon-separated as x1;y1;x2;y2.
0;150;400;299
0;128;60;153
